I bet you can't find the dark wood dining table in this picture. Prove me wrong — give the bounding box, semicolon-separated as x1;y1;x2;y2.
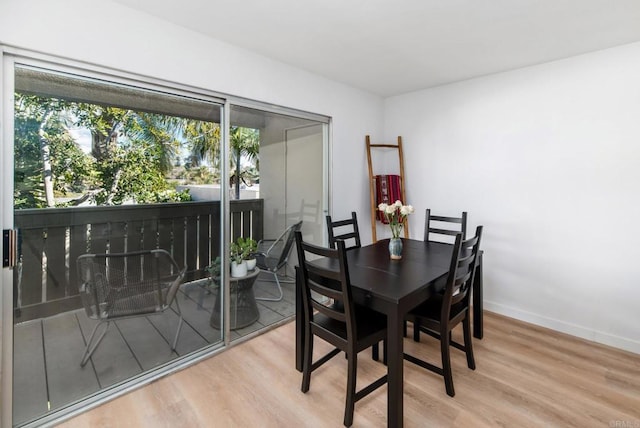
295;238;484;428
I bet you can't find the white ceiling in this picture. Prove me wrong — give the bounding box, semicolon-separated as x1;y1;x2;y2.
113;0;640;97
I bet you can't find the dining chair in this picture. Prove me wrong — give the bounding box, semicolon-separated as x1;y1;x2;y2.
295;231;387;427
325;212;385;360
403;209;469;337
76;249;186;366
326;211;361;251
255;220;303;301
424;208;468;243
404;226;483;397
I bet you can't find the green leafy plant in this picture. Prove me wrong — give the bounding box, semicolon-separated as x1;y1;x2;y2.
205;256;222;287
231;237;258;263
239;237;258;259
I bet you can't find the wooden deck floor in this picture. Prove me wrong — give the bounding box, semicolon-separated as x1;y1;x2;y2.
12;274;295;426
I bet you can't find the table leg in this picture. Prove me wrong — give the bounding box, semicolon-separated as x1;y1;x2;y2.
387;310;404;428
295;266;304;372
473;252;484;339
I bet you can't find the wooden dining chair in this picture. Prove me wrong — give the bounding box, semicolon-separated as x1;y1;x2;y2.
295;231;387;427
424;208;467;243
325;212;385;360
403;209;468;337
405;226;483;397
326;211;361;251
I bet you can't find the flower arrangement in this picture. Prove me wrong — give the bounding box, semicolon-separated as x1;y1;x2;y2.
378;200;414;238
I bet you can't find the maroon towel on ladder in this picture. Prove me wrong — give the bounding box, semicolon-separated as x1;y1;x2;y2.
375;174;402;223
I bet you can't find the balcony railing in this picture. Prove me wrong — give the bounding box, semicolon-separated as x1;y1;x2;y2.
13;199;264;322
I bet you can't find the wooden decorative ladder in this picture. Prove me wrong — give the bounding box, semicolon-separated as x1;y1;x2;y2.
365;135;409;242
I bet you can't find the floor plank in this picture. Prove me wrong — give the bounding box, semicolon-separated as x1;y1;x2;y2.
114;317;178;371
11;277;295;425
12;320;49;426
43;313;100;410
76;310;143;389
58;312;640;428
146;306;209;356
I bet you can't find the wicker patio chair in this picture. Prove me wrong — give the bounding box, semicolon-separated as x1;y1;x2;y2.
76;249;186;366
255;220;303;301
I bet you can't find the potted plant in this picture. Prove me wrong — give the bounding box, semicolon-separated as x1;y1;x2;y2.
378;200;414;260
230;240;248;277
206;256;222;287
237;237;258;270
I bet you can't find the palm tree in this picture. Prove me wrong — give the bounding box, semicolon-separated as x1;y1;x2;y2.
184;121;221;169
230;126;260;199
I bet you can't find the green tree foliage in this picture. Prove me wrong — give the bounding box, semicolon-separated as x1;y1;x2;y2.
14;94;91;208
14;92;260;208
14;93;192;208
185;121;221;169
94;143;189;205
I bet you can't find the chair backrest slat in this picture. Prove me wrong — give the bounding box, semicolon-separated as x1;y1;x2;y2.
77;249;185;320
326;212;361;251
442;226;483;314
424;209;468;243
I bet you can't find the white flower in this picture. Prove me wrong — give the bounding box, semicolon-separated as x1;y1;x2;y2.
385;204;397;214
378;203;388;212
400;205;414;216
394;200;402;207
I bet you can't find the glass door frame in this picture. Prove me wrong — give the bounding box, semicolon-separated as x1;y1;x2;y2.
1;47;331;428
2;46;15;428
1;51;232;428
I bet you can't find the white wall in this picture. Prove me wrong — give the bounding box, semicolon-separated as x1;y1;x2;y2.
384;42;640;354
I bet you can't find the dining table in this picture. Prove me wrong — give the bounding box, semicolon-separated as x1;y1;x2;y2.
294;238;484;428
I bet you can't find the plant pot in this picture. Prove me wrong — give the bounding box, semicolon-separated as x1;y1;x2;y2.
231;260;248;277
246;258;257;271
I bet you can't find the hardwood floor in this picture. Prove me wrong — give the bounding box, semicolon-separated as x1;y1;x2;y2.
58;311;640;427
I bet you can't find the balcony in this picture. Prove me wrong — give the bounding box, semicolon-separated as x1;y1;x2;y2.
11;199;296;426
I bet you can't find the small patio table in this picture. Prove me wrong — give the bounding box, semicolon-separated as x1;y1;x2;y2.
211;267;261;330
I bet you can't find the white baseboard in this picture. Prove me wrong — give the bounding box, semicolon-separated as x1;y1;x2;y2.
484;301;640;355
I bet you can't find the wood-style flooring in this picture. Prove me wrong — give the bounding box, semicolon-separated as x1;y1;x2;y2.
58;311;640;427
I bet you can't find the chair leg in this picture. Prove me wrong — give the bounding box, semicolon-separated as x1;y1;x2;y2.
413;319;421;342
301;329;313;393
441;328;455;397
371;340;387;363
462;315;476;370
344;349;357;427
383;339;388;366
171;298;184;351
255;271;284;301
80;321;110;367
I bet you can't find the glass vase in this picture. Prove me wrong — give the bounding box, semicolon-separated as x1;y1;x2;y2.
388;237;403;260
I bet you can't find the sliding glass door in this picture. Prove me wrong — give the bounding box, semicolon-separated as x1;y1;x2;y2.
5;60;227;427
1;54;329;427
